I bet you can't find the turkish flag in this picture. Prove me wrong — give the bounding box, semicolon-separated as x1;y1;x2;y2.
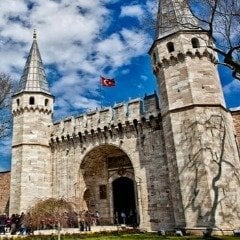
100;76;116;87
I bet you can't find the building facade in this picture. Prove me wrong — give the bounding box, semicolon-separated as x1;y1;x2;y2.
8;0;240;233
0;171;10;214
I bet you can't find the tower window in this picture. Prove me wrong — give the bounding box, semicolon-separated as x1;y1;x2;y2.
153;52;157;64
99;185;107;199
191;38;200;48
16;99;20;106
45;99;49;106
167;42;175;53
29;97;35;105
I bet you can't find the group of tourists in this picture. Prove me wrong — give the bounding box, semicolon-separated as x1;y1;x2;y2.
77;210;100;231
0;212;31;235
0;209;137;235
0;210;101;235
114;210;137;226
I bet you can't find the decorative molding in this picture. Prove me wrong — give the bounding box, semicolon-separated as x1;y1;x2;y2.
12;105;52;116
153;48;217;72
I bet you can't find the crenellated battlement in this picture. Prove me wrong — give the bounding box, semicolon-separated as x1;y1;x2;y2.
153;48;217;73
50;94;160;142
12;105;53;116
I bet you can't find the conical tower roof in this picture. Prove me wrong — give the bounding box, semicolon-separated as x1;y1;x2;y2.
17;31;51;95
156;0;198;39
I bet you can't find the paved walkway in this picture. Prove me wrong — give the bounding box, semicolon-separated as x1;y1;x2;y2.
0;225;123;238
34;225;119;235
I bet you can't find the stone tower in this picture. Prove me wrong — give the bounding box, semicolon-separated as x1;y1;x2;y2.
10;32;54;214
149;0;240;231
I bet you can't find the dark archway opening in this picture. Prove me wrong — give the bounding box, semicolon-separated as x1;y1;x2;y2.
112;177;137;225
83;189;94;212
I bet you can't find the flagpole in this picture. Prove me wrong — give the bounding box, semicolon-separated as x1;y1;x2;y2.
99;76;103;108
99;75;105;108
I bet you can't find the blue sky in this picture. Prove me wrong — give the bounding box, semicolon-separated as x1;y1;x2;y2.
0;0;240;171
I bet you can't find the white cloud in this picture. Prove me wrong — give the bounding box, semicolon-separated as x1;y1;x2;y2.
223;79;240;95
120;5;144;20
0;0;152;119
0;0;156;170
121;69;130;75
140;75;148;81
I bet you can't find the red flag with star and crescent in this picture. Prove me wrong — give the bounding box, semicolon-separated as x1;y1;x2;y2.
100;76;116;87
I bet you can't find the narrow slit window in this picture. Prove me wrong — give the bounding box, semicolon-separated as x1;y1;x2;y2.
191;38;200;48
167;42;175;53
99;185;107;199
45;99;49;106
153;52;157;64
29;97;35;105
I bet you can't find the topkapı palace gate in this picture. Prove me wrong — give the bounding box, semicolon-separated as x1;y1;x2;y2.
8;0;240;233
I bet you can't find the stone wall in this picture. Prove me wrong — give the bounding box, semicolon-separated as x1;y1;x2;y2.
49;103;175;231
51;94;159;138
162;107;240;229
150;32;225;116
0;171;10;214
10;91;54;214
150;29;240;230
231;110;240;147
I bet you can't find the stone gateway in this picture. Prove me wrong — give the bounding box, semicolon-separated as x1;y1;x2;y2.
8;0;240;233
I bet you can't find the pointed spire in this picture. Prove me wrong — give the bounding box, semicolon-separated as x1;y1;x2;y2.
156;0;198;39
33;29;37;40
17;30;51;95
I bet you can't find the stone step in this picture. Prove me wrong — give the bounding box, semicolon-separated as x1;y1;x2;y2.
0;225;128;237
34;226;119;235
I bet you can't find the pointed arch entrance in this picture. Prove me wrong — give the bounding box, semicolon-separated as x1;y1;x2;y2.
79;144;139;225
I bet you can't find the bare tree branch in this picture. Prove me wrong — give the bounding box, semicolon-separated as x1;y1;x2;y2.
148;0;240;79
0;73;14;139
24;198;78;230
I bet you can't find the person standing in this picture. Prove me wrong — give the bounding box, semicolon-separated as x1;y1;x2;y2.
78;211;85;231
95;211;100;226
0;213;7;234
84;211;91;231
120;212;126;225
